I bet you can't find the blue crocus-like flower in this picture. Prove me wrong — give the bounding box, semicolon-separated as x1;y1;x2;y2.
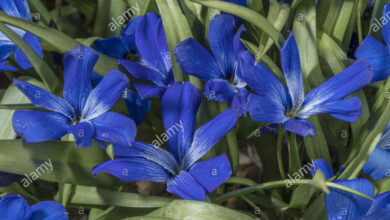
118;13;173;99
12;45;137;148
355;3;390;82
0;0;43;71
241;33;373;137
312;159;390;220
94;17;150;125
93;82;238;201
362;121;390;179
0;194;68;220
175;15;248;116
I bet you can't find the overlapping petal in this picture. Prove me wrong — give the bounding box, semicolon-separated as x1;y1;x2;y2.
82;70;129;120
362;146;390;179
14;33;43;70
68;121;95;148
94;37;129;59
119;59;165;83
204;79;235;102
182;109;238;170
247;94;288;123
0;0;31;21
123;89;150;125
283;119;316;137
162;82;201;162
0;194;32;219
167;171;206;201
92;112;137;147
31;201;68;220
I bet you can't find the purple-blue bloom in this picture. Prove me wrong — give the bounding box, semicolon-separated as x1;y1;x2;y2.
312;159;390;220
12;45;137;148
93;82;238;201
355;3;390;82
118;13;173;99
94;17;150;125
241;33;373;137
362;121;390;179
0;0;43;72
0;194;68;220
175;14;248;116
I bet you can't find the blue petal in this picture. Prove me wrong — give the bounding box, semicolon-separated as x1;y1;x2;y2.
92;157;171;182
175;38;223;81
13;111;70;143
209;15;236;79
31;201;68;220
91;112;137;147
94;37;128;59
229;88;248;116
299;97;362;122
311;159;334;180
362;146;390;179
13;79;74;118
247;94;288;123
281;34;304;110
240;51;289;108
382;4;390;46
113;142;179;176
121;17;139;54
204;79;235;102
189;154;232;193
167;171;206;201
223;0;247;7
325;179;374;220
133;84;166;99
0;194;31;219
0;0;31;21
68;121;94;148
284;119;316;137
14;33;43;70
162;82;201;162
90;72;103;88
182;109;238;170
364;192;390;219
136;13;171;74
123;89;150;125
0;172;19;186
82;70;129;120
119;59;165;83
0;61;17;72
301;59;372;113
63;46;97;115
355;35;390;82
0;43;16;62
233;25;246;60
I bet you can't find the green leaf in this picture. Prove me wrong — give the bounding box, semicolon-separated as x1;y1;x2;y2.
191;0;285;49
64;0;96;21
65;185;173;208
0;12;117;76
300;194;328;220
0;140;122;186
155;0;192;82
0;22;61;94
141;200;253;220
28;0;52;25
107;0;127;37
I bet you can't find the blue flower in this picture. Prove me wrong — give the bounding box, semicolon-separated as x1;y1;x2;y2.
312;159;390;220
118;13;173;99
0;194;68;220
241;33;373;137
93;82;238;201
0;0;43;71
94;17;150;125
362;121;390;179
12;46;137;148
355;3;390;82
175;15;248;116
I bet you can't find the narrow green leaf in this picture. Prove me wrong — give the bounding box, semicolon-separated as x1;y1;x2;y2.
191;0;285;49
0;12;117;76
64;0;96;21
0;140;122;186
67;185;173;208
0;22;61;94
28;0;52;25
107;0;127;37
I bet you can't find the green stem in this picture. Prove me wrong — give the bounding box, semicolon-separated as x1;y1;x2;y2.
357;0;363;44
241;195;270;220
287;133;301;175
277;126;287;179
